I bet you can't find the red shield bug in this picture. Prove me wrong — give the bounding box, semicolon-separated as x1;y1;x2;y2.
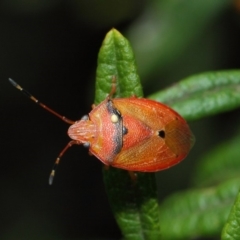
9;78;195;184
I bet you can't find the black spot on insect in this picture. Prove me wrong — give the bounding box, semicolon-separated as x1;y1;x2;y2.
158;130;165;138
123;126;128;135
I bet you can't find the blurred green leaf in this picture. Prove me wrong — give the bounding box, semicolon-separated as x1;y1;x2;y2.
96;29;161;240
222;190;240;240
128;0;231;79
148;70;240;121
159;178;240;240
192;128;240;187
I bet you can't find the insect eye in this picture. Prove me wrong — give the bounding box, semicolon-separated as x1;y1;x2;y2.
158;130;165;138
81;115;89;121
83;142;90;148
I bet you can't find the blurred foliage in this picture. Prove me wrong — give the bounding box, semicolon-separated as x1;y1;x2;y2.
2;0;240;240
222;189;240;240
160;178;240;239
127;0;231;81
192;128;240;187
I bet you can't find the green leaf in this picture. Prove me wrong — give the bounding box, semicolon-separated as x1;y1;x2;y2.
95;29;161;240
95;28;143;105
192;129;240;187
222;191;240;240
103;169;161;240
159;178;240;240
148;70;240;121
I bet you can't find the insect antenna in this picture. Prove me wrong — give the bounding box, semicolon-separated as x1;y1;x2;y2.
9;78;79;184
49;140;80;185
8;78;75;125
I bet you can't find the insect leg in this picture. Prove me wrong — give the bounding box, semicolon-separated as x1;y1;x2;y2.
128;171;137;183
49;140;81;185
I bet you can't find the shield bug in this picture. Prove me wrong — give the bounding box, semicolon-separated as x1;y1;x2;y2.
9;78;195;184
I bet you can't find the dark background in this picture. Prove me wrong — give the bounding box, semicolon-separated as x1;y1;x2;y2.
1;1;240;239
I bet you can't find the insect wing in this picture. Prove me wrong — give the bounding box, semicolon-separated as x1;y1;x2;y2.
111;98;195;171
